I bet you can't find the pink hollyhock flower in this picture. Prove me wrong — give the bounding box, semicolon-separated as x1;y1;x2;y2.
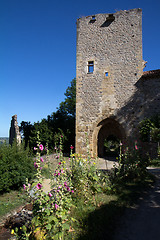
55;203;59;209
23;184;26;190
61;169;64;173
61;135;63;138
71;190;74;193
64;182;67;187
40;157;44;162
54;173;56;176
70;145;74;150
58;162;61;165
34;147;37;150
36;183;42;190
39;144;44;151
48;192;52;197
58;172;60;176
135;145;138;150
34;162;38;168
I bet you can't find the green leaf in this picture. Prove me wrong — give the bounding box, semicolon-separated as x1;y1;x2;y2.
46;224;52;230
48;215;58;223
63;223;70;230
45;209;50;215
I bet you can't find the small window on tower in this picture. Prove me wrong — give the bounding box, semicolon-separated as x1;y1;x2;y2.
105;72;108;77
88;61;94;73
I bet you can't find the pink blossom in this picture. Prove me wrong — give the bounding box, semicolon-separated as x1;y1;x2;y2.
67;187;70;192
58;172;60;176
71;190;74;193
34;147;37;150
135;145;138;150
61;135;63;138
70;145;74;150
55;203;59;209
48;192;52;197
58;162;61;165
40;157;44;162
39;144;44;151
28;184;31;188
36;183;42;190
34;162;38;168
54;173;56;176
40;167;42;170
57;190;60;193
120;142;123;146
23;184;26;190
64;182;67;187
61;169;64;173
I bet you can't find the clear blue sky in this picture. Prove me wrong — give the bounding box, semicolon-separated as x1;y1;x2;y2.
0;0;160;137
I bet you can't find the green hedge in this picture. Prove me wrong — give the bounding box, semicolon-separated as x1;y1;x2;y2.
0;141;34;193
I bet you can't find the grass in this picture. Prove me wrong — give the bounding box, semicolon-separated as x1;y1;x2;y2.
0;189;28;222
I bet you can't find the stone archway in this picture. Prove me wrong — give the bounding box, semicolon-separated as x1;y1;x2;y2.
97;118;125;157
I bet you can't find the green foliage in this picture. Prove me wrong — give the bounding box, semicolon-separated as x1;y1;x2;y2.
14;135;104;239
109;142;149;187
104;135;120;157
139;114;160;142
59;78;76;118
0;141;34;193
10;134;154;240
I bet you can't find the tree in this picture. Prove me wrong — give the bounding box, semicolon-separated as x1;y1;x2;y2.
20;78;76;153
59;78;76;117
19;121;34;148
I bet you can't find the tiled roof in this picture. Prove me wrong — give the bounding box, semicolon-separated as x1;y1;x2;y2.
142;69;160;78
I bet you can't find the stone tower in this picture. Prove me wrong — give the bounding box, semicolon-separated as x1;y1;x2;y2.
76;9;145;157
9;115;21;145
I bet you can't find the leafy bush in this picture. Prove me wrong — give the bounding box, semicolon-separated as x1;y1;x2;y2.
109;142;149;188
0;141;34;193
139;114;160;142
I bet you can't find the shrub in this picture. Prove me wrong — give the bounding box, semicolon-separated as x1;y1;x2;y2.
0;141;34;193
109;142;149;187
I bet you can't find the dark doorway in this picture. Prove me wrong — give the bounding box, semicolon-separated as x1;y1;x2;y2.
97;118;125;158
104;135;120;157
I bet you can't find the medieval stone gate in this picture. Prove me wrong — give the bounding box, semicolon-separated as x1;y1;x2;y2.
76;8;160;157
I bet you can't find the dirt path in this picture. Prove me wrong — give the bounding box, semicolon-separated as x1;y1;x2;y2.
113;168;160;240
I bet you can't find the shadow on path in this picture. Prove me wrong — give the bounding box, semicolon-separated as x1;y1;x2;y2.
113;168;160;240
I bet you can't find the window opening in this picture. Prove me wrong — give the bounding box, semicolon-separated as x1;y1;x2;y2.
101;14;115;27
88;61;94;73
89;15;96;23
105;72;108;77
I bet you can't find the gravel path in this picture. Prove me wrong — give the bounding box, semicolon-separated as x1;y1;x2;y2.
113;168;160;240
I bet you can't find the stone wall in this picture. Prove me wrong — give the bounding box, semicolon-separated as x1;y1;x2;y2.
76;9;160;157
9;115;21;145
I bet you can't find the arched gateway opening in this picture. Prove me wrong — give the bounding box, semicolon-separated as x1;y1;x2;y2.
97;118;125;158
